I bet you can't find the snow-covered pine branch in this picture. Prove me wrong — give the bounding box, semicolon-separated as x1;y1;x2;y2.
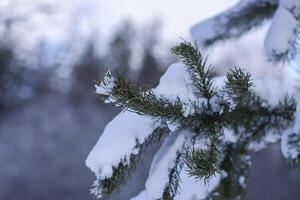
265;0;300;61
191;0;278;48
191;0;300;62
86;41;297;200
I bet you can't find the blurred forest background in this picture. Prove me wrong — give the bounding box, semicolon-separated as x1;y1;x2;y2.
0;1;300;200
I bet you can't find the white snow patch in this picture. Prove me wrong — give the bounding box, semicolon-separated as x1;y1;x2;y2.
281;94;300;159
85;111;155;177
265;3;298;59
95;70;116;103
132;166;221;200
132;147;140;155
100;165;113;179
144;131;190;199
191;0;300;61
175;169;220;200
153;63;196;102
239;176;246;187
282;130;294;158
281;0;300;12
191;17;217;50
86;63;194;179
223;128;237;143
90;179;103;199
251;75;286;105
166;121;179;132
87;60;288;180
190;0;261;49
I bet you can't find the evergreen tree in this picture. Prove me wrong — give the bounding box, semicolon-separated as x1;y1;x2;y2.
138;22;164;87
0;45;18;112
0;43;36;114
86;0;300;199
70;41;105;104
108;20;136;80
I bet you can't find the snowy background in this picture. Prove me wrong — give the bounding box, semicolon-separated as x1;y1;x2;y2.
0;0;300;199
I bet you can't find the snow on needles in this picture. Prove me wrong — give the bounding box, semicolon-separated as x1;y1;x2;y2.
191;0;300;61
86;59;294;199
144;131;190;199
281;94;300;160
86;63;196;180
86;111;155;179
95;70;116;103
265;0;300;60
132;168;221;200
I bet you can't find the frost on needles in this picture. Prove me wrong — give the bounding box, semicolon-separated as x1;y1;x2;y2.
87;41;298;200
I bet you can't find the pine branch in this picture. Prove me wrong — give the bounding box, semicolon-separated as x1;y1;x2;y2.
92;41;297;200
97;69;219;133
184;147;220;182
200;0;278;47
162;151;184;200
285;132;300;166
207;146;251;200
91;127;169;199
223;67;253;105
222;94;296;147
171;41;215;102
99;71;184;122
96;43;295;139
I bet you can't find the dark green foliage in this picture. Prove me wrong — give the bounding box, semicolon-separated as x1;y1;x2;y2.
70;42;106;104
171;41;215;101
111;72;183;121
108;20;135;79
94;41;296;199
207;146;251;200
184;147;220;183
224;67;253;105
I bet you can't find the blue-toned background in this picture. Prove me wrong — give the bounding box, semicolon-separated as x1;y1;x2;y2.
0;0;299;199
